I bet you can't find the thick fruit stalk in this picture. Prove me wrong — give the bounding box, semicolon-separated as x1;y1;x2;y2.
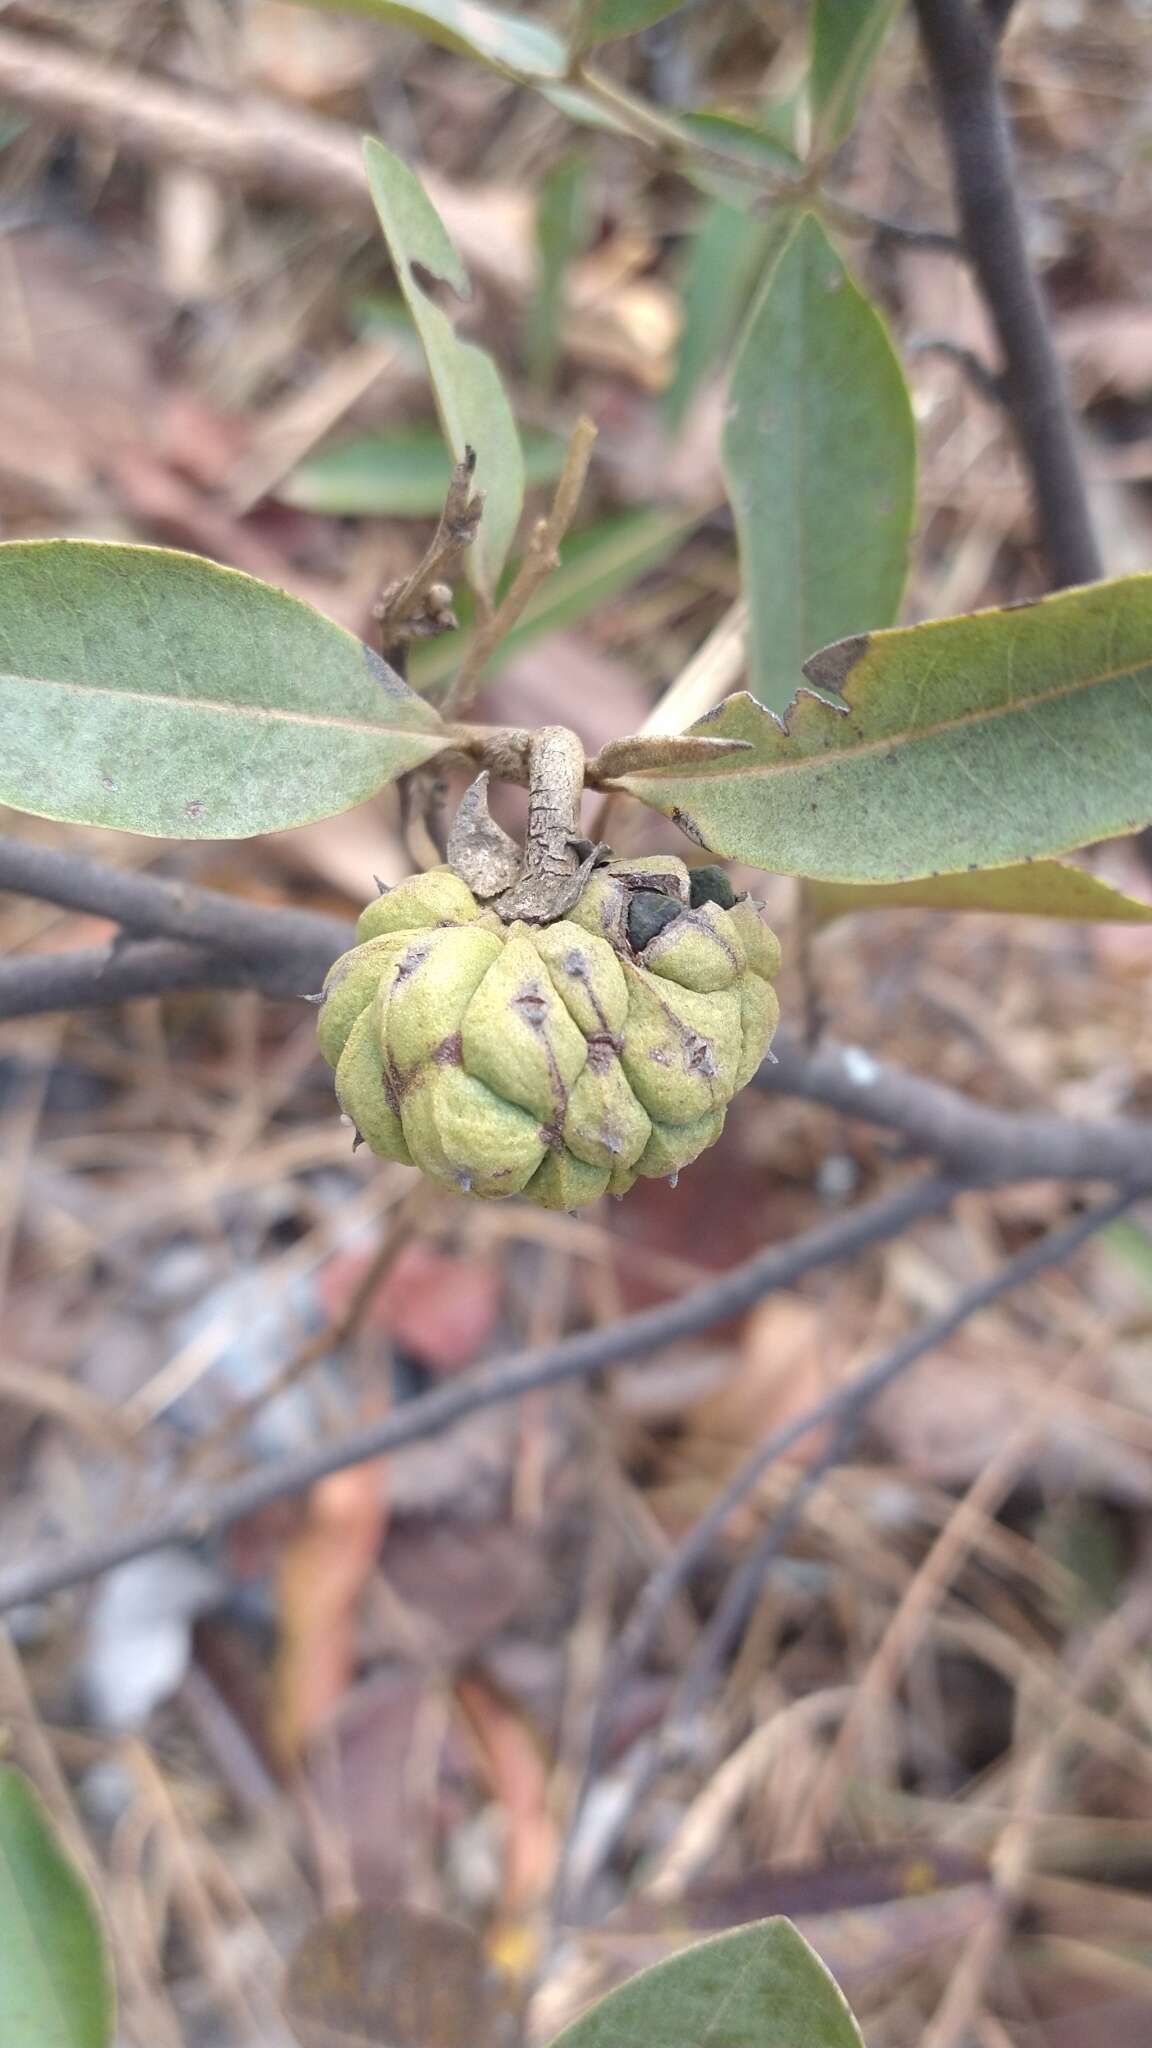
317;856;780;1210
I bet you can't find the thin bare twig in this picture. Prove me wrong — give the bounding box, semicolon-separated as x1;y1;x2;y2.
911;0;1103;586
759;1031;1152;1190
373;448;485;673
822;196;962;257
921;1582;1152;2048
0;836;350;964
910;336;1007;406
0;939;321;1016
0;1173;958;1615
555;1184;1140;1920
442;417;598;714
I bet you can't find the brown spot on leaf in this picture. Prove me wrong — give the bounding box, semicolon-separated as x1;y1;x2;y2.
802;632;870;696
432;1033;463;1067
185;798;205;820
669;806;708;848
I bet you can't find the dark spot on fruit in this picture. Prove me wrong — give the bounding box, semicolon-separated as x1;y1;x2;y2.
585;1033;619;1071
381;1057;407;1111
628;891;682;952
513;988;550;1027
394;944;428;983
185;799;205;820
687;1037;717;1077
688;865;736;911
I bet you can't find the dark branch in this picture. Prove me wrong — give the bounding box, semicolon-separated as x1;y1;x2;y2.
0;1172;959;1614
3;832;1150;1187
556;1183;1140;1916
760;1033;1152;1190
0;836;351;962
911;0;1103;587
0;940;327;1017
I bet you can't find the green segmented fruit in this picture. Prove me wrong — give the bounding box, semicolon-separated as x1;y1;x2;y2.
317;859;780;1207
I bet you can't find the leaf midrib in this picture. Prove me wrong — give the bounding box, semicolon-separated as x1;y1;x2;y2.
0;672;443;740
659;652;1152;784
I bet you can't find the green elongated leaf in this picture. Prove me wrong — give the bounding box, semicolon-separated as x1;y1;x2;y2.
294;0;566;76
411;505;699;696
282;427;564;517
0;541;447;839
664;203;788;435
528;155;591;392
547;1919;863;2048
810;0;902;153
723;212;916;714
575;0;689;44
363;138;524;598
0;1766;114;2048
806;861;1152;924
611;575;1152;882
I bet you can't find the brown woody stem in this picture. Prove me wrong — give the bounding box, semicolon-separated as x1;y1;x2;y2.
498;725;589;923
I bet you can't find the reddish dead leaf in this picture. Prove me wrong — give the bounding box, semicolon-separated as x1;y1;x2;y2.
327;1241;501;1373
610;1120;811;1316
454;1670;559;1925
270;1460;389;1767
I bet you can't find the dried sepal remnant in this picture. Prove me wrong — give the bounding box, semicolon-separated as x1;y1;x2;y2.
317;859;781;1208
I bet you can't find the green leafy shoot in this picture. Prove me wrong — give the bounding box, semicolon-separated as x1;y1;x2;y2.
0;1765;114;2048
363;137;525;600
611;575;1152;883
0;542;447;839
723;211;916;713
